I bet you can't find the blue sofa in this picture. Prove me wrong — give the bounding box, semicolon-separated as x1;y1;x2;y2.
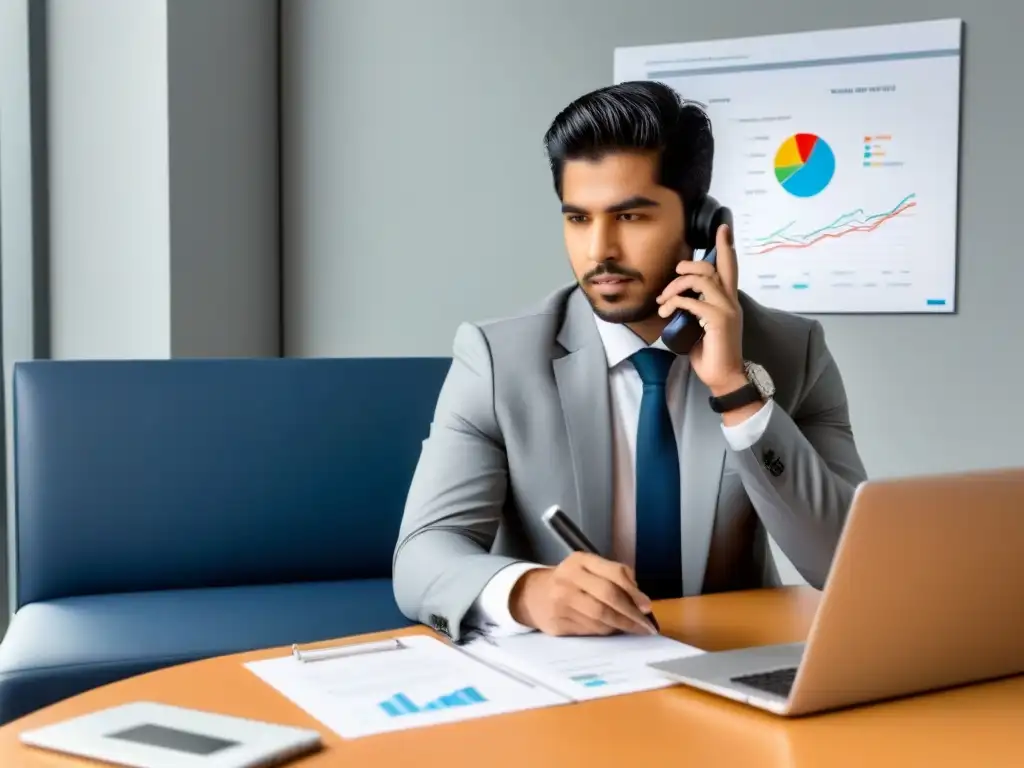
0;356;452;725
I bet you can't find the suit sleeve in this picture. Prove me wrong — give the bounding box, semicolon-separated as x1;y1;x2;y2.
731;320;868;588
391;322;527;641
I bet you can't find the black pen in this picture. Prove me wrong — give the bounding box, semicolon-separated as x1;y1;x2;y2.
541;505;660;633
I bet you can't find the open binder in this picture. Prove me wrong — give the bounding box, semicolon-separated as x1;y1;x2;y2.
246;631;703;739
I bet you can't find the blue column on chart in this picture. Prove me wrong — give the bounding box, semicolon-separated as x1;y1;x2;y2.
378;687;487;717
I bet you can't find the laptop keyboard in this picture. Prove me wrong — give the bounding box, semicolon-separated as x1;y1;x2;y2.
730;667;798;697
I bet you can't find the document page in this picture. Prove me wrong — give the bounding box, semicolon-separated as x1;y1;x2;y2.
462;632;705;701
244;635;567;739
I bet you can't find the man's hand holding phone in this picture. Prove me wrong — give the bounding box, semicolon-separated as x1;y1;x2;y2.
508;553;658;636
656;223;746;397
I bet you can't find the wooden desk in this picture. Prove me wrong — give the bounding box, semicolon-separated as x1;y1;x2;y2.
2;587;1021;767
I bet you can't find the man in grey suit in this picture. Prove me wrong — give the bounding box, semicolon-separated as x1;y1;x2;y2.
393;81;867;643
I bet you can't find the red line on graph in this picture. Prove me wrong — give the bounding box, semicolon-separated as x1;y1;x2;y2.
752;201;916;255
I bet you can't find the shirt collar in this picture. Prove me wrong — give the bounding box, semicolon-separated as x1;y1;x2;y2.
592;313;673;368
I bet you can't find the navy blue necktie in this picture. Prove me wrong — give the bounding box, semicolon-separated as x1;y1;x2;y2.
630;348;683;600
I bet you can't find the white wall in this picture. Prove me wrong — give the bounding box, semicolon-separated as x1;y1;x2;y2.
48;0;172;359
47;0;280;361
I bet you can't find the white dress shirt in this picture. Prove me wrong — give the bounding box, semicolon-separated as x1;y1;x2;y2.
464;313;775;634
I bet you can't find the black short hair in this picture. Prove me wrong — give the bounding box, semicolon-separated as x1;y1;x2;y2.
543;80;714;207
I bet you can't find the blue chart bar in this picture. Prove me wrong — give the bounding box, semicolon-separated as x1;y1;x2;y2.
378;687;487;718
570;673;608;688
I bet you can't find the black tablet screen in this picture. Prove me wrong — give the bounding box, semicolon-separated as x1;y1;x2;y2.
106;723;239;755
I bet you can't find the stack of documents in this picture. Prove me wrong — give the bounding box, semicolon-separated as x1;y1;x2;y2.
244;632;703;739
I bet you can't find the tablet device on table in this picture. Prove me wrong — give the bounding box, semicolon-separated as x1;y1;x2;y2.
19;701;323;768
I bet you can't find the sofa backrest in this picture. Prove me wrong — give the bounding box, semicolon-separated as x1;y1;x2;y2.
12;357;452;607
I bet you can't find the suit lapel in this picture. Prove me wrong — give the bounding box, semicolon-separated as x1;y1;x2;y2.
552;290;614;556
679;371;726;595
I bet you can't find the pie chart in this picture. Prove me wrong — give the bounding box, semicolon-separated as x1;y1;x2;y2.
774;133;835;197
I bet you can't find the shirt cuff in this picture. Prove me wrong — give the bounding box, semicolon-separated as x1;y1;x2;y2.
463;562;546;636
720;398;775;451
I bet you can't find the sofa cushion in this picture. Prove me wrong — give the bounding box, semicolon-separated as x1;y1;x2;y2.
0;579;411;724
12;357;452;606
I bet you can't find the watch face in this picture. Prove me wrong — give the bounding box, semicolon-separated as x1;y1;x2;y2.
745;362;776;398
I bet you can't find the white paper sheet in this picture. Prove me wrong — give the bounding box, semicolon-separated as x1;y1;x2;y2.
461;631;705;701
244;635;567;739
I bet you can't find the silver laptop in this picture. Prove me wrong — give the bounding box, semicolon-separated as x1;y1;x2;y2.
649;467;1024;716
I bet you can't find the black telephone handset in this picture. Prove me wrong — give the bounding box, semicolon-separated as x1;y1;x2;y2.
661;194;733;355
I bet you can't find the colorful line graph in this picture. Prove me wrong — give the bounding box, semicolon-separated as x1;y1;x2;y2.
750;193;916;255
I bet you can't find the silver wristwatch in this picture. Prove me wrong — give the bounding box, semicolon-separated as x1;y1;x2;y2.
744;360;776;400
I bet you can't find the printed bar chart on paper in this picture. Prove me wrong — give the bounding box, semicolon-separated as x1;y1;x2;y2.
614;18;962;313
244;635;566;739
378;687;488;717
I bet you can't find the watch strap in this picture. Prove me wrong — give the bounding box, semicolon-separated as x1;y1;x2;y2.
708;382;762;414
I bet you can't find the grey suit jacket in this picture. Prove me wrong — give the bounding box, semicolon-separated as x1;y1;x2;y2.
392;283;867;641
